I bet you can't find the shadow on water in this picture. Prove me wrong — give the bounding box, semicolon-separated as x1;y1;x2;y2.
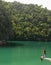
0;43;25;47
0;41;51;47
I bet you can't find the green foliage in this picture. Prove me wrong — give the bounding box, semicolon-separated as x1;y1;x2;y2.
0;1;51;41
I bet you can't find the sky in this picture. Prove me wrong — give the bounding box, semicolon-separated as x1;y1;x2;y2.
5;0;51;10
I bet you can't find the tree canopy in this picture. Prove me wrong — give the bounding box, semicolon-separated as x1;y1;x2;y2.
0;1;51;41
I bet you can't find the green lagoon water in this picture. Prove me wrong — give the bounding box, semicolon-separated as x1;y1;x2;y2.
0;41;51;65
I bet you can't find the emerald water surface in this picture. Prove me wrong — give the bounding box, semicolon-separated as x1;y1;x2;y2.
0;41;51;65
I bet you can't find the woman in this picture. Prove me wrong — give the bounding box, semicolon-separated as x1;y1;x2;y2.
40;50;46;62
43;50;46;58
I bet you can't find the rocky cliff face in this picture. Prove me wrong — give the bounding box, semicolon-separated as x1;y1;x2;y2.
0;41;6;46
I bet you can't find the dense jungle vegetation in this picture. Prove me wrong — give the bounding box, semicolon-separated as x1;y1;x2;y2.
0;0;51;41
